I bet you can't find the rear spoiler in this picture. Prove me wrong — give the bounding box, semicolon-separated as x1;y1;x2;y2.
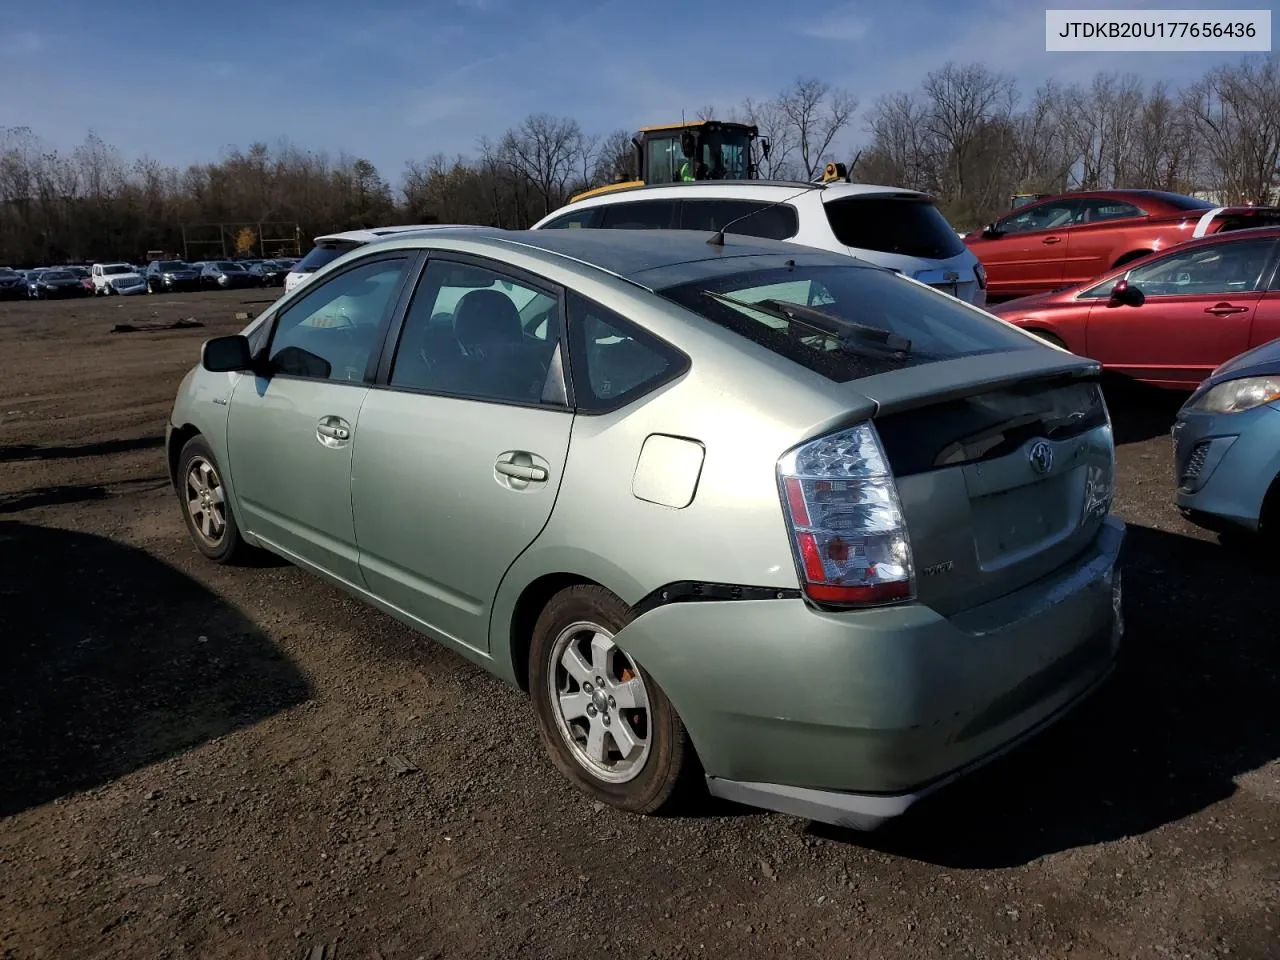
1191;205;1280;238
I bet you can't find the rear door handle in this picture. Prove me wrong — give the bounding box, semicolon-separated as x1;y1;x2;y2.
1041;236;1062;245
1204;302;1248;316
495;460;548;482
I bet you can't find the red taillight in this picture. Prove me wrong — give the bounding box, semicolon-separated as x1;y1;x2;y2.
778;422;914;608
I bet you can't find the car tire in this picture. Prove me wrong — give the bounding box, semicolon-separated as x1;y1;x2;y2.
529;585;693;815
177;435;247;564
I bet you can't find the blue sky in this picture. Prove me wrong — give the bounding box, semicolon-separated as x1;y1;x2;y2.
0;0;1265;187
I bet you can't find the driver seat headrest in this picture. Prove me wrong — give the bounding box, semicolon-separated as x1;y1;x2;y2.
453;289;522;350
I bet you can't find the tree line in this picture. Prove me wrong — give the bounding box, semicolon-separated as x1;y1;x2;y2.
1;57;1276;266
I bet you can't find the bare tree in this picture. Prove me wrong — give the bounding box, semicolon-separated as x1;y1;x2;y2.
777;78;858;179
499;113;585;219
1184;58;1280;204
593;128;637;185
920;63;1017;203
733;97;797;179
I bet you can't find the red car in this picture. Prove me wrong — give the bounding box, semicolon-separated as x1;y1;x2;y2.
965;189;1280;301
987;227;1280;390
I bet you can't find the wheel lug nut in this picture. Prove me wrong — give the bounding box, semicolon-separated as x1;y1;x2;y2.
595;677;604;687
582;682;592;693
607;696;616;708
586;704;597;716
602;714;610;726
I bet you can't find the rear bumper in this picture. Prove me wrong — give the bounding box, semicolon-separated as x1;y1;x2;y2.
614;516;1124;829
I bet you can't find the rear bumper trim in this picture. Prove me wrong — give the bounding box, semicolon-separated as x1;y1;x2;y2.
706;662;1114;831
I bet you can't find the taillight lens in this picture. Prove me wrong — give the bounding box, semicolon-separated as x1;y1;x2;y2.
974;262;987;289
777;422;914;607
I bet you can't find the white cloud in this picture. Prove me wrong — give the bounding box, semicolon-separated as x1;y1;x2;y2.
801;8;870;42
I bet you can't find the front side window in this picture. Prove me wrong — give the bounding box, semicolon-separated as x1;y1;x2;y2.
680;199;798;240
659;263;1035;383
567;293;686;411
1082;239;1279;300
268;257;409;382
599;200;675;230
390;260;559;404
995;199;1082;235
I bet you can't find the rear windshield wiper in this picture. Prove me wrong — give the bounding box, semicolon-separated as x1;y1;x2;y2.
703;291;912;358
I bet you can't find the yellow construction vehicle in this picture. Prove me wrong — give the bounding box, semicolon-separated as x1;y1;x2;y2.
569;120;769;203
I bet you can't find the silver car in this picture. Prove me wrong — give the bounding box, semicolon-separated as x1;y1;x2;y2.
167;228;1123;829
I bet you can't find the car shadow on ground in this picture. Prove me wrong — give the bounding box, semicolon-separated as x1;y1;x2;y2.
0;520;311;818
0;435;164;463
809;523;1279;867
1103;376;1187;445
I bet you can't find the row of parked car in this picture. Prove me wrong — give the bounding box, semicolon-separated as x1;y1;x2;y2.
0;257;300;299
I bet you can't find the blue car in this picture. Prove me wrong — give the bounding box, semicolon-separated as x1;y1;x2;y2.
1173;338;1280;539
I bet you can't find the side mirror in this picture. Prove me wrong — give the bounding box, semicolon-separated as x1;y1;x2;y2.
1108;279;1145;308
680;131;696;158
981;222;1002;239
760;137;771;159
201;334;256;373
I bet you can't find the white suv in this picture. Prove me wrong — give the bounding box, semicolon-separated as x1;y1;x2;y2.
284;225;488;295
91;262;147;296
530;181;987;306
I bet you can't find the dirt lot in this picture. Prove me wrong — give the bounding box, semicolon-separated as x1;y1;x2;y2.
0;289;1276;960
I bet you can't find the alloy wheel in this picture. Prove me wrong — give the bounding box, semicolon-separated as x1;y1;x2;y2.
185;456;227;545
548;621;651;783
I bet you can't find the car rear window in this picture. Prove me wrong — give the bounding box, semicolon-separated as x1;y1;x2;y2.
1136;191;1217;211
824;197;965;259
658;264;1035;382
295;241;360;274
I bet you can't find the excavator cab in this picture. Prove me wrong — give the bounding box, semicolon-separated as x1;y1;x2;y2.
569;120;767;203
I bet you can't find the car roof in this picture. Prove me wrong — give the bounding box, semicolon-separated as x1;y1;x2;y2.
546;180;931;213
310;224;490;245
370;227;870;288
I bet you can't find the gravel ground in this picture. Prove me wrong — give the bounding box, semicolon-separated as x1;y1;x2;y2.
0;290;1276;960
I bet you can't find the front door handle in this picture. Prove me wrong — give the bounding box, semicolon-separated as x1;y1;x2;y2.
1041;236;1062;245
495;460;548;482
1204;302;1248;316
316;416;352;447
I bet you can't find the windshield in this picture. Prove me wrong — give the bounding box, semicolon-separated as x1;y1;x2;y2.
825;197;966;259
43;270;74;281
701;128;751;180
659;264;1035;382
0;269;17;277
158;260;188;270
217;261;245;271
103;265;131;275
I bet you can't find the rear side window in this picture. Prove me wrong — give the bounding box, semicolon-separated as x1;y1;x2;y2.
679;199;799;240
295;241;360;274
539;208;601;229
566;293;687;411
598;201;676;230
825;197;965;259
659;264;1035;383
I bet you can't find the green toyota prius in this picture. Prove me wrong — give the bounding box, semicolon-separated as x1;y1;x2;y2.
167;227;1124;830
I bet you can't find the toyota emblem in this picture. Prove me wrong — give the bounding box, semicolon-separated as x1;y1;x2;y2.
1028;439;1054;475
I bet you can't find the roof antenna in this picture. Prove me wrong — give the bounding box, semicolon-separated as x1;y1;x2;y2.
707;183;824;247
